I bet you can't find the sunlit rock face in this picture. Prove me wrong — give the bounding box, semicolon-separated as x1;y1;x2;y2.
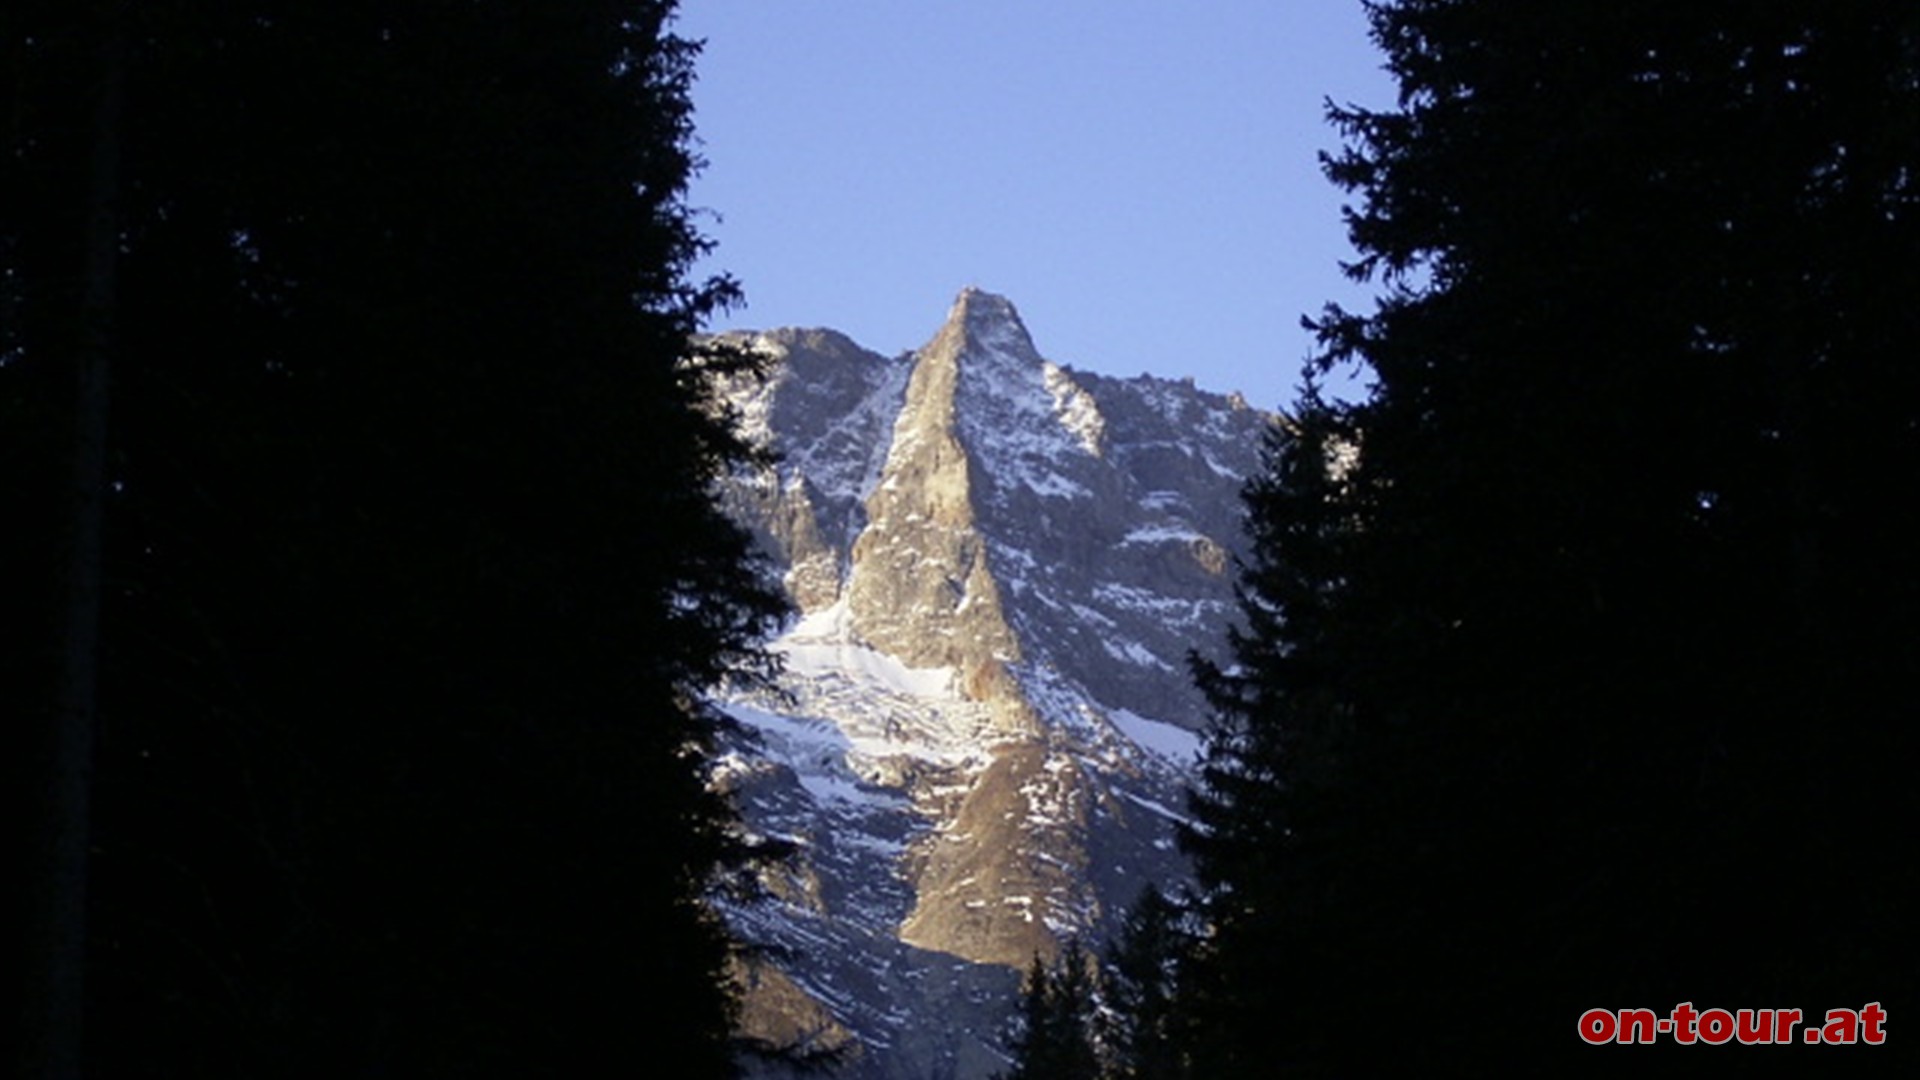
711;289;1276;1079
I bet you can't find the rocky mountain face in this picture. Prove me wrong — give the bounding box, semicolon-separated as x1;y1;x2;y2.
711;289;1275;1079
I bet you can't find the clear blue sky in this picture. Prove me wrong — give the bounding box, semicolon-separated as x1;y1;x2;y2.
673;1;1396;410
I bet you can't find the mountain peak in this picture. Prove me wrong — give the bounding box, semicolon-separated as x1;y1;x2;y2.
951;284;1018;320
935;286;1036;359
715;296;1280;1078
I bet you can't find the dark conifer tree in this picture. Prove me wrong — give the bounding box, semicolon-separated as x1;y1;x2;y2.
6;2;782;1077
1001;941;1103;1080
1004;954;1062;1080
1184;1;1919;1074
1098;885;1193;1080
1183;396;1381;1076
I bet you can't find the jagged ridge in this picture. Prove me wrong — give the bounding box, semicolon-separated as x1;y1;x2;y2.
712;289;1277;1079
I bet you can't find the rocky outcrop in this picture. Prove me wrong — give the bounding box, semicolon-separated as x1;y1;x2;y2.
711;289;1278;1079
720;328;911;614
845;298;1028;709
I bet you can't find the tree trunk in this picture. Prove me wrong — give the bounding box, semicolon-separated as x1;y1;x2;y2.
20;6;122;1078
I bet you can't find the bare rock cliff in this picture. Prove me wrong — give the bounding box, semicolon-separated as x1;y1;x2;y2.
712;289;1277;1079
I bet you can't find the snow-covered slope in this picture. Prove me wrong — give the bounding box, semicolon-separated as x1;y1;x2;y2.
712;289;1275;1079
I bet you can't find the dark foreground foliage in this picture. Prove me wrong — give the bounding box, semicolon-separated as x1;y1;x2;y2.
6;3;783;1076
1000;941;1101;1080
996;887;1197;1080
1182;1;1918;1075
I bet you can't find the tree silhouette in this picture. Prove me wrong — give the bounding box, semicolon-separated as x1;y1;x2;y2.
1098;885;1193;1080
6;3;783;1076
1184;1;1919;1073
1000;940;1102;1080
